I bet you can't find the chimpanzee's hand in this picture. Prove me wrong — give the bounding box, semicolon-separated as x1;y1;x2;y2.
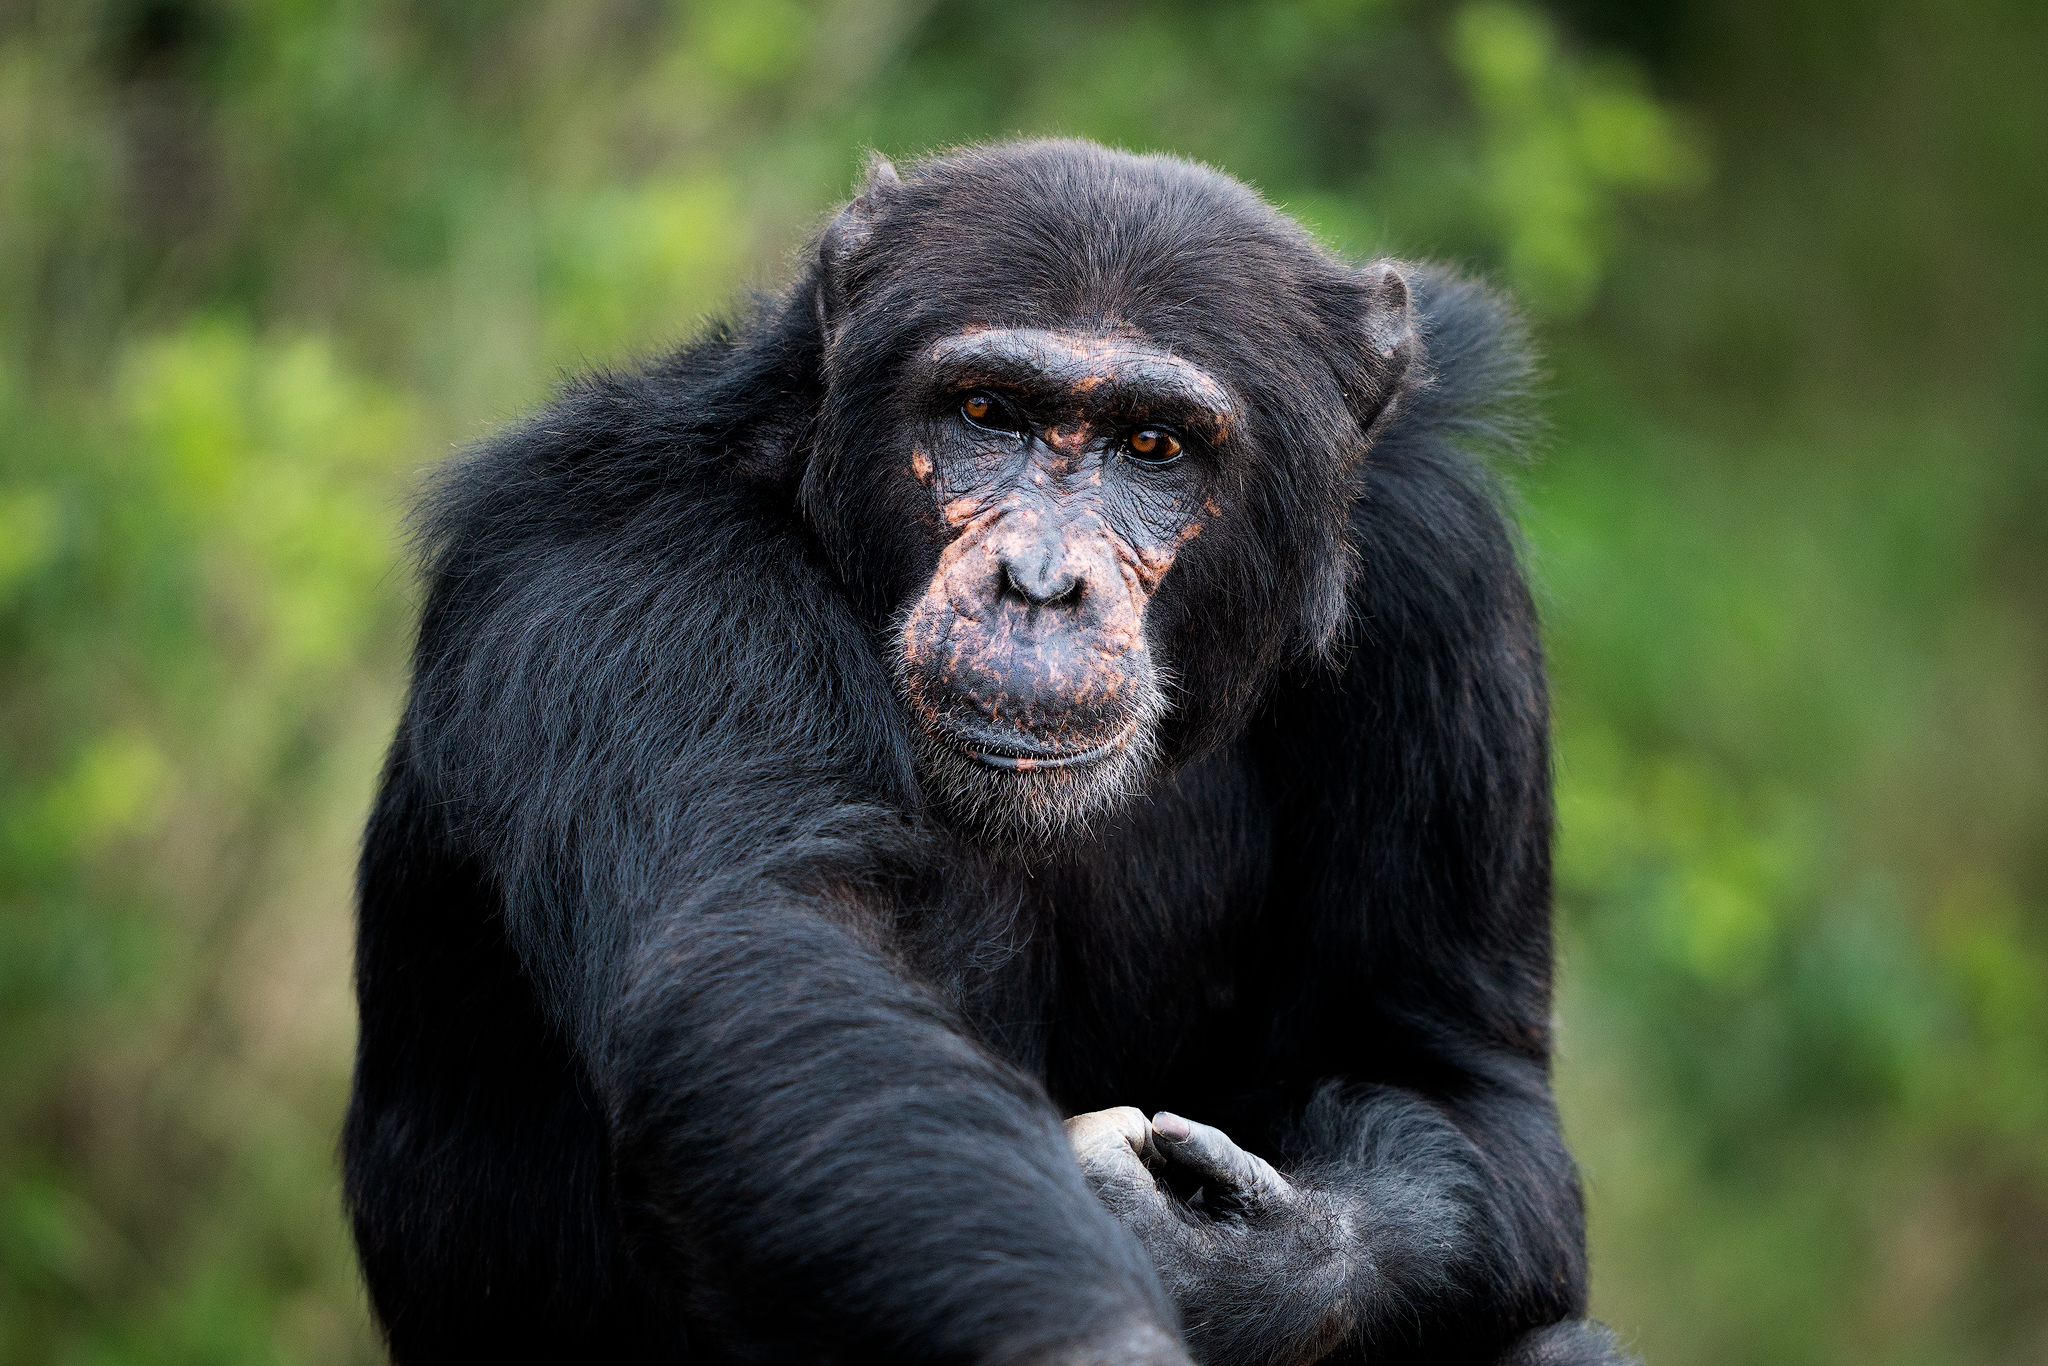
1065;1108;1357;1366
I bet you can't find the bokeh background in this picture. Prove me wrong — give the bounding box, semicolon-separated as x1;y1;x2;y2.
2;0;2043;1362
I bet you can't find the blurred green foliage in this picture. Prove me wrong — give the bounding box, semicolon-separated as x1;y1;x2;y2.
1;1;2042;1362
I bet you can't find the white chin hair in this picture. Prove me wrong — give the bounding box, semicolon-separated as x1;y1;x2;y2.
910;721;1161;847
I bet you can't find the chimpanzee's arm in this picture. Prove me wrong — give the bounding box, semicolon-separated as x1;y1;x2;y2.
1262;275;1591;1362
1074;276;1613;1366
377;373;1185;1365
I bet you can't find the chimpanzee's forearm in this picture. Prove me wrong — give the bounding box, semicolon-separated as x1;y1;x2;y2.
1281;1071;1589;1358
1071;1068;1585;1366
597;879;1185;1365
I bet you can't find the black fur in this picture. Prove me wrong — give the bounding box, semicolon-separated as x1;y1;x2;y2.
344;141;1633;1366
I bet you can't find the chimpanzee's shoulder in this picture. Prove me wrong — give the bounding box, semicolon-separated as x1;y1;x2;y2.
411;320;822;583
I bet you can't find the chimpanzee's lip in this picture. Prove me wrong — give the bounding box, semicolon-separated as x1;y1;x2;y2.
971;739;1123;771
944;719;1140;772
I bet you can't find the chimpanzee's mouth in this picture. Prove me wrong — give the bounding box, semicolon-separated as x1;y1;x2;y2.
971;738;1124;771
942;719;1142;772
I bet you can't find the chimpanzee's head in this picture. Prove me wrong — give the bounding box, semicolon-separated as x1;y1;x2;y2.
800;142;1417;841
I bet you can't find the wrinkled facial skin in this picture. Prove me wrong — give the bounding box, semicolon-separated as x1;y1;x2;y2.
894;328;1233;841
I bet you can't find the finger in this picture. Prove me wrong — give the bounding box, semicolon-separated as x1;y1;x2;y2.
1064;1107;1155;1192
1064;1106;1150;1163
1149;1112;1294;1210
1065;1108;1177;1220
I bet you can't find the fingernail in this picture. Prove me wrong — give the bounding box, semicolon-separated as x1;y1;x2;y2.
1151;1112;1191;1140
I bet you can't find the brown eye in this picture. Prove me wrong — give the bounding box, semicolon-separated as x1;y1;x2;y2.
1125;428;1182;464
960;391;1020;432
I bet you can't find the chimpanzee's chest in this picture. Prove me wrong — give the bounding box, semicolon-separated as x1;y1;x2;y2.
949;745;1276;1116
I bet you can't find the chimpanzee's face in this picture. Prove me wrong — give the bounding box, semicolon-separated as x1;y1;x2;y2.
892;326;1236;840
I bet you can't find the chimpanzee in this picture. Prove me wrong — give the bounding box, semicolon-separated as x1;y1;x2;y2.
344;140;1633;1366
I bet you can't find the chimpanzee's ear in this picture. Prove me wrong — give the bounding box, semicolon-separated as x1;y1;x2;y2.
1355;260;1419;426
815;153;902;344
1300;260;1421;661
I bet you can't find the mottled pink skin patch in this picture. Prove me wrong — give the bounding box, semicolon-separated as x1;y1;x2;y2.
901;429;1201;759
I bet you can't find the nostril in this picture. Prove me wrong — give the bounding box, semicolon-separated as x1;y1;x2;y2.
1000;557;1085;608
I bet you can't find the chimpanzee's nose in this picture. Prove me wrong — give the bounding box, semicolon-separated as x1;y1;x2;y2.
999;549;1085;608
